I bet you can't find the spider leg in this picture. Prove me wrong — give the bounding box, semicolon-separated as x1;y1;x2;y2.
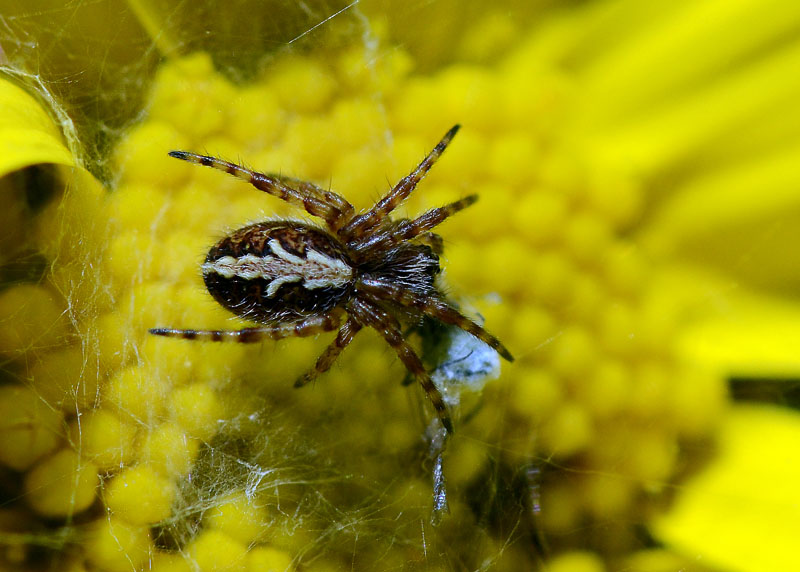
294;317;363;387
358;279;514;362
168;152;355;231
350;194;477;254
149;311;343;343
338;125;460;241
348;298;454;433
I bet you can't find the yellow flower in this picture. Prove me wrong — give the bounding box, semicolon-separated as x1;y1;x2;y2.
1;1;799;571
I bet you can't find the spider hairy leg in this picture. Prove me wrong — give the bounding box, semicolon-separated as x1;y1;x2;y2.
339;124;461;241
359;280;514;362
295;318;363;387
149;311;343;343
349;298;454;433
167;151;354;229
352;194;478;254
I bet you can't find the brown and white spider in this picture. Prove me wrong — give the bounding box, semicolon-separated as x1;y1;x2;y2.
150;125;513;433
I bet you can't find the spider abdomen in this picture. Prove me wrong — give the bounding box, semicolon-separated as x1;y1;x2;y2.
203;221;354;323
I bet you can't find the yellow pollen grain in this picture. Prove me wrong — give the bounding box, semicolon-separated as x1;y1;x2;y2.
29;346;100;410
508;368;563;422
104;464;176;525
563;211;613;268
0;284;68;357
446;438;488;485
71;409;137;470
188;529;248;572
438;66;500;130
103;365;170;423
85;517;153;572
488;131;542;188
538;402;593;458
90;312;130;371
511;190;569;246
269;56;336;114
228;85;285;150
582;359;631;418
581;473;634;518
246;546;294;572
170;383;223;441
139;422;199;477
113;121;190;188
150;551;193;572
539;481;582;533
545;550;607;572
204;492;267;544
108;183;167;233
528;250;575;308
24;448;98;518
548;325;598;380
622;429;678;484
0;385;63;471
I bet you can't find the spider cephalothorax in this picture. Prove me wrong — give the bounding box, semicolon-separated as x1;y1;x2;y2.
150;125;513;432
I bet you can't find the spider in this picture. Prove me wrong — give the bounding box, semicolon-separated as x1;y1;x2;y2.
150;125;513;433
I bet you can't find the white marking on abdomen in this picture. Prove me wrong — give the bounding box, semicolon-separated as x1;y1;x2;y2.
203;239;352;297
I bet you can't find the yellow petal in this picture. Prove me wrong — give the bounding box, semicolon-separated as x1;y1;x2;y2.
654;404;800;572
679;286;800;376
0;78;74;176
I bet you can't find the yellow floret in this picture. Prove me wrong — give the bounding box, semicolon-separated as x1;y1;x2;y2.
150;551;193;572
528;250;575;306
24;448;98;517
548;325;598;380
139;422;199;477
510;190;569;246
622;548;698;572
507;368;564;423
171;383;223;440
28;346;100;409
104;364;171;423
668;366;727;438
246;546;294;572
269;56;337;114
227;85;286;150
71;409;137;469
546;550;607;572
87;311;129;371
622;429;677;484
538;402;593;457
581;473;634;518
488;131;542;187
108;183;168;234
440;66;500;132
188;529;248;572
563;211;613;268
445;438;487;485
204;492;267;544
0;385;63;470
581;359;631;418
0;284;68;357
113;122;190;188
105;464;176;524
107;229;154;285
85;517;153;572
